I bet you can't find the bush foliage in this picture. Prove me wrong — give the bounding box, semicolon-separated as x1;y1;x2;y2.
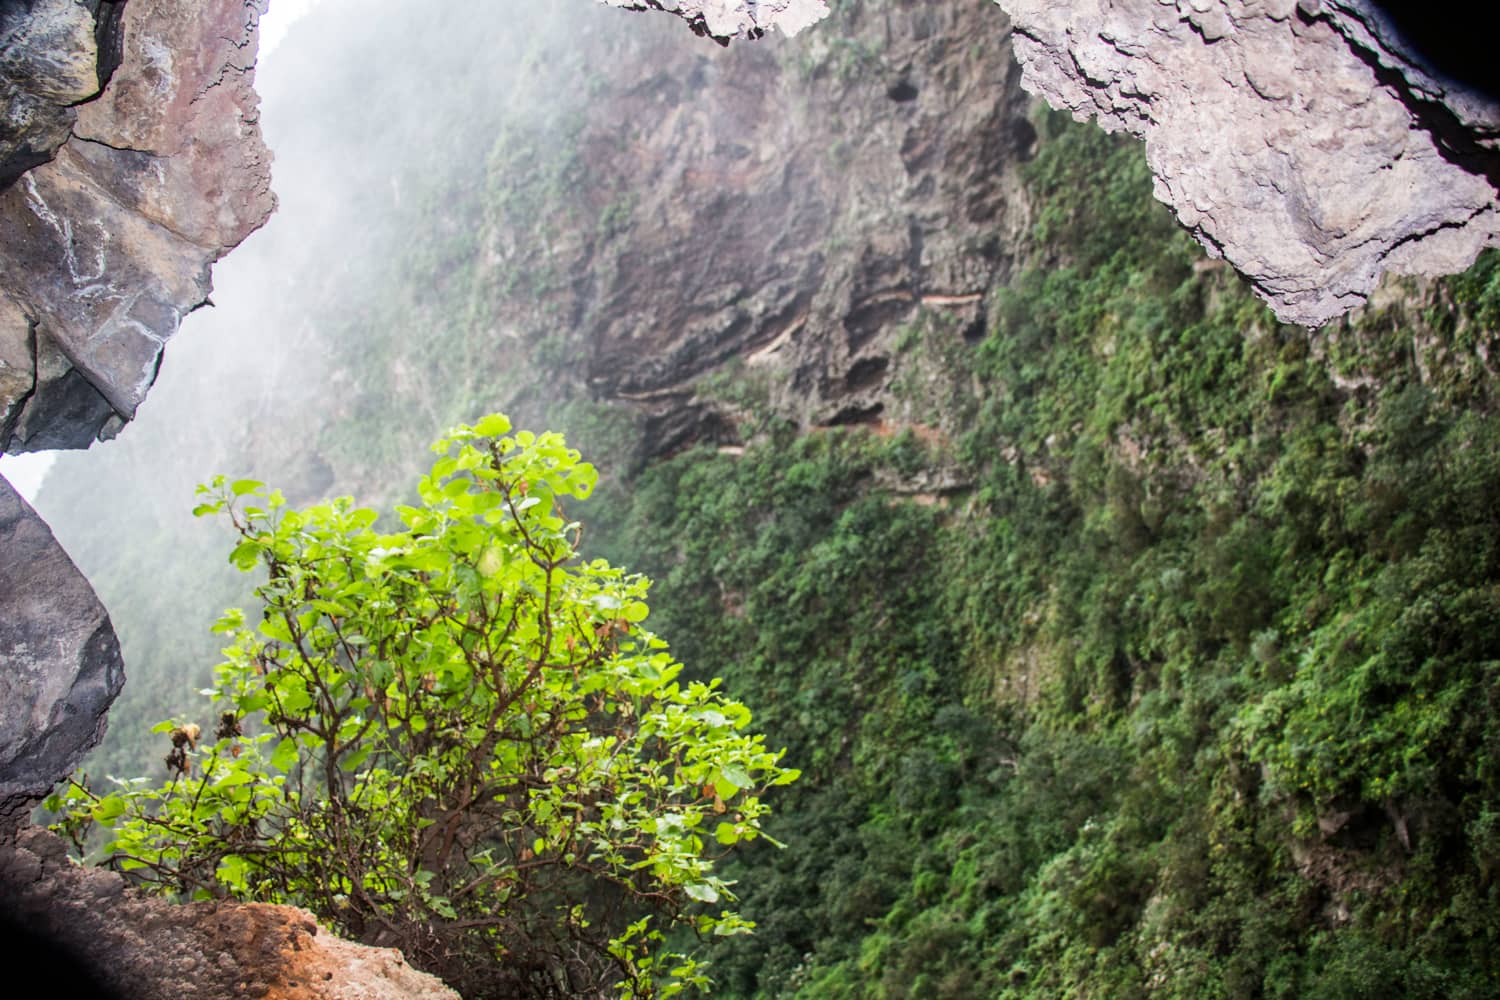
51;416;797;998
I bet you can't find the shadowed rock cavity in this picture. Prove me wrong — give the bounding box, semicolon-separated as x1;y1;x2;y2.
993;0;1500;326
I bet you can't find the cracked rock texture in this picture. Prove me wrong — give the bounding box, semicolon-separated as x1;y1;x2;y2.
0;0;274;453
994;0;1500;326
0;827;460;1000
493;2;1035;454
600;0;829;43
0;477;123;833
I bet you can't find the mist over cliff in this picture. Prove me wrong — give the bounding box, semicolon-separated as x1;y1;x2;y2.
33;0;1037;781
31;0;621;773
18;0;1500;995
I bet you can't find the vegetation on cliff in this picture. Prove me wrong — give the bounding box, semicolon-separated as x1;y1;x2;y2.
31;2;1500;996
588;113;1500;997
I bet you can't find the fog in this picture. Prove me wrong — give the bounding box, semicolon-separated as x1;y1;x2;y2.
32;0;701;777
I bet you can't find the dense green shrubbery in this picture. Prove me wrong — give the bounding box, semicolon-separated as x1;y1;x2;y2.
590;113;1500;997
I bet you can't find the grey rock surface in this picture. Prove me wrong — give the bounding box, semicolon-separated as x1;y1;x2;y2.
993;0;1500;326
0;0;274;452
0;0;114;189
0;827;460;999
600;0;829;43
494;2;1036;452
0;476;123;833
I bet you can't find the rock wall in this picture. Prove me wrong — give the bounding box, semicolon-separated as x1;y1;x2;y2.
0;826;459;999
0;0;274;453
994;0;1500;326
491;1;1037;454
0;477;122;833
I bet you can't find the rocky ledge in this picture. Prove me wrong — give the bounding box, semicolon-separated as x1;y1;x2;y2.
0;826;458;999
0;0;274;453
994;0;1500;326
599;0;830;44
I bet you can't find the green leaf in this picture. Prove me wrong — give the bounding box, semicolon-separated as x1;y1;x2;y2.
684;883;719;904
720;764;752;792
270;737;298;772
340;747;371;772
228;541;260;571
473;414;512;437
92;796;125;823
230;479;264;497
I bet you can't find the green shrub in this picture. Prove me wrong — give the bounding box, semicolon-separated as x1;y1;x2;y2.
50;416;797;998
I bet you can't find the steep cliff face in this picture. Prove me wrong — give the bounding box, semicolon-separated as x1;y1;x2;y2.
486;1;1037;454
995;0;1500;325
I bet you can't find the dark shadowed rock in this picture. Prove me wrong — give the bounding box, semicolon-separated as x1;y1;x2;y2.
993;0;1500;326
0;476;123;833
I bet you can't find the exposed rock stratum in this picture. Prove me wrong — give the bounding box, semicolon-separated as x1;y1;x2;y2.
993;0;1500;326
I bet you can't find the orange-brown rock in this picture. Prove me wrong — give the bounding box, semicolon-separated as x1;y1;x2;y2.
0;827;458;1000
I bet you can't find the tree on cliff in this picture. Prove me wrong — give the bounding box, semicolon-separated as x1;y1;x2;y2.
49;414;797;999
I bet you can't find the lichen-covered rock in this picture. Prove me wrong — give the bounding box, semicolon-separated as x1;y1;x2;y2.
0;0;118;190
0;476;123;833
0;0;274;452
0;294;32;442
600;0;829;43
993;0;1500;326
0;827;460;999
